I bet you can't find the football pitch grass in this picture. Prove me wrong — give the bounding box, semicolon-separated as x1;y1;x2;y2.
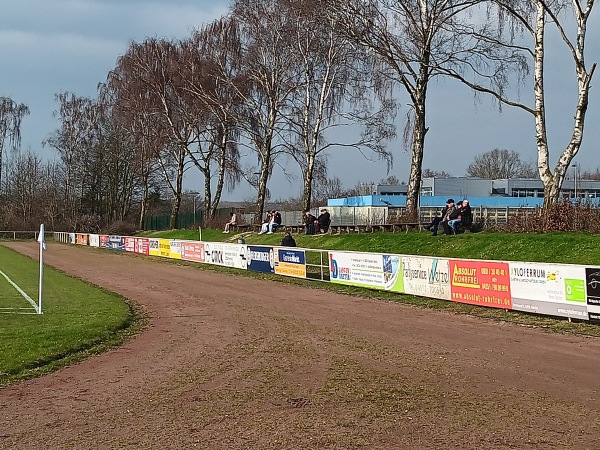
0;245;138;385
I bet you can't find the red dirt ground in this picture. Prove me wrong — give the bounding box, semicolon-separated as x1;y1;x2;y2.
1;242;600;449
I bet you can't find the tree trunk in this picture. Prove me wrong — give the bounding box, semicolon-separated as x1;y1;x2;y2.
255;160;270;223
302;154;315;213
210;144;227;220
404;91;427;222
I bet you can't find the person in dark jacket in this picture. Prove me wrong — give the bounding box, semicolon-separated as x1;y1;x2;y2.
281;231;296;247
317;208;331;233
426;199;454;236
449;199;473;234
304;211;317;235
443;200;461;235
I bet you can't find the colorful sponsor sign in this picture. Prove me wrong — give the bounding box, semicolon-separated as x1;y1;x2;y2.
134;238;149;255
124;237;136;253
89;234;100;247
76;233;89;245
108;235;125;251
247;246;275;273
181;241;205;263
169;240;181;259
158;239;171;258
273;247;306;278
585;267;600;321
402;256;451;300
148;238;160;256
99;235;109;249
329;251;402;291
509;262;587;319
450;260;511;309
203;242;247;269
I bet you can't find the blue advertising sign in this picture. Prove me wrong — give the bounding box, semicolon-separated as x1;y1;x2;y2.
247;245;275;273
108;235;125;251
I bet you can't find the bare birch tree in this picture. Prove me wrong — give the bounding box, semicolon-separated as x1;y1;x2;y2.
330;0;525;220
231;0;298;220
179;19;243;220
449;0;596;207
284;0;395;212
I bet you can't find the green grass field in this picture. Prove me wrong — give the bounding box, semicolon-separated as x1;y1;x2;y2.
0;245;139;385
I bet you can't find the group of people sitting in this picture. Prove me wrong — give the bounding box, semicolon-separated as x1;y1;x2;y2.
258;210;282;234
304;208;331;235
426;198;472;236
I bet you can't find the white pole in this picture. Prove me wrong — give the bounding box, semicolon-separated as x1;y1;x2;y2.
37;224;45;315
198;226;202;242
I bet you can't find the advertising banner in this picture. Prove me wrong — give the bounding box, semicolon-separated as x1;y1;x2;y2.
76;233;89;245
181;241;205;263
99;235;109;249
148;238;160;257
585;267;600;321
89;234;100;248
509;262;587;320
450;259;511;309
69;233;76;244
247;246;274;273
135;238;149;255
402;256;451;300
108;235;125;251
158;239;171;258
169;240;181;260
203;242;247;269
124;237;136;253
329;251;402;291
273;247;306;279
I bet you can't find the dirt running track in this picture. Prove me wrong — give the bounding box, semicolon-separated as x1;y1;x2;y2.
1;242;600;449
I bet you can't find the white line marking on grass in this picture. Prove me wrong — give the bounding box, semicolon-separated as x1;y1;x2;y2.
0;270;38;313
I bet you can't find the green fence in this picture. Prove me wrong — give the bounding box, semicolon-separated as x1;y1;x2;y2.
144;211;204;231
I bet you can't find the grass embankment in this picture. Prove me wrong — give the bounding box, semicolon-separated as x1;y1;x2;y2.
138;228;600;336
0;245;142;385
141;228;600;265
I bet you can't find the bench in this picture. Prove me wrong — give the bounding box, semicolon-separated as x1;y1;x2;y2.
231;224;260;233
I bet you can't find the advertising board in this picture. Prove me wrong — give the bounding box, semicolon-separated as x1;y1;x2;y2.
169;240;181;259
509;262;587;320
450;259;511;309
148;238;160;256
89;234;100;247
124;237;136;253
108;235;125;251
402;256;451;300
134;237;150;255
180;241;205;263
69;233;76;244
99;235;109;249
273;247;306;278
203;242;247;269
76;233;88;245
246;246;274;273
585;267;600;321
329;251;402;291
158;239;171;258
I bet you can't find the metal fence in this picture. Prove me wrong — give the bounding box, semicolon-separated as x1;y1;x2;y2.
0;230;47;240
140;204;541;231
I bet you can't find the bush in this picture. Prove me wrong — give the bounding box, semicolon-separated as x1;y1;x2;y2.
502;201;600;233
104;220;137;236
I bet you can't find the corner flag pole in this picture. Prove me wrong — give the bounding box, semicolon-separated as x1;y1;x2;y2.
37;224;46;315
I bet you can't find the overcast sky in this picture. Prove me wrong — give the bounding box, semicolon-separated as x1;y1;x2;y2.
1;0;599;201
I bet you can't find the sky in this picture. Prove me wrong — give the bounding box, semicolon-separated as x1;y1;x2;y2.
1;0;599;202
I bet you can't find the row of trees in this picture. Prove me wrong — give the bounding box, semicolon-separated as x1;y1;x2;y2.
1;0;596;229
